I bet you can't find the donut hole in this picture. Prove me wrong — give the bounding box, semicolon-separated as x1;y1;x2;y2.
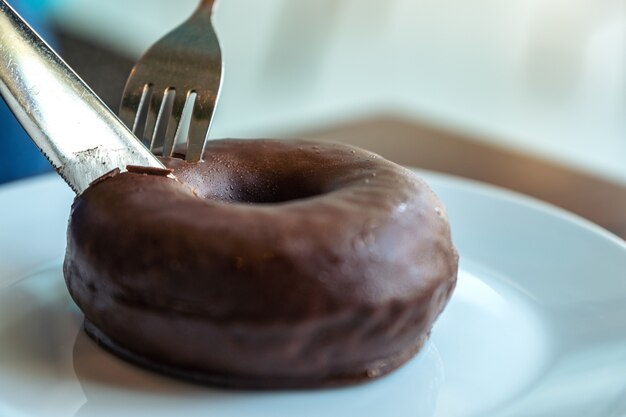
216;172;327;204
173;166;329;204
163;142;350;204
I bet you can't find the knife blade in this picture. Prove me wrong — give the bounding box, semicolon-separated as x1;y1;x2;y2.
0;0;167;194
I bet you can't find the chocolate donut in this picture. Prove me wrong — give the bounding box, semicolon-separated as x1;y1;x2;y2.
63;139;458;388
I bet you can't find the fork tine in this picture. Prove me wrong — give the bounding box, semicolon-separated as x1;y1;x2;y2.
119;81;149;142
131;84;154;146
162;91;190;157
185;93;215;162
152;88;176;154
172;92;198;156
144;88;165;151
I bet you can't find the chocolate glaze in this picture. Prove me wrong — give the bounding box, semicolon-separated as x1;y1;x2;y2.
63;139;458;388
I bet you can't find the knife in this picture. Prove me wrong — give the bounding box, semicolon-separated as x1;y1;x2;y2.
0;0;167;194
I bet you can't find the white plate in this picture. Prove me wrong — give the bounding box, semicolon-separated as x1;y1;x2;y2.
1;172;625;417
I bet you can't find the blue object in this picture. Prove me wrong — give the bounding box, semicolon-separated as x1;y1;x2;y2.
0;0;57;184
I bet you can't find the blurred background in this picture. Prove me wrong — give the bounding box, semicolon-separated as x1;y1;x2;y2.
1;0;625;234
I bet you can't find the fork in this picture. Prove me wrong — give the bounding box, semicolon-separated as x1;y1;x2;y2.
119;0;223;162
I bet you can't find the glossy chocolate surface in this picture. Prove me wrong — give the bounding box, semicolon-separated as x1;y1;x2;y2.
63;139;458;388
